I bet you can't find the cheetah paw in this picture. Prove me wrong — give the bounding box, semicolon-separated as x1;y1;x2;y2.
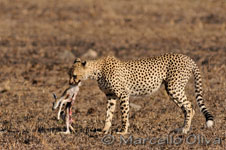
95;129;109;134
102;129;110;134
171;127;189;134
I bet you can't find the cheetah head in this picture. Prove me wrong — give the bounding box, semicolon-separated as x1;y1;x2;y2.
68;58;87;86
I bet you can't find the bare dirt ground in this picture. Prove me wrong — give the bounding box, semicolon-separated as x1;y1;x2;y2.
0;0;226;149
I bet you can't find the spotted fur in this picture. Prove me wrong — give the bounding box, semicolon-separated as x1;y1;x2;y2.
69;54;214;134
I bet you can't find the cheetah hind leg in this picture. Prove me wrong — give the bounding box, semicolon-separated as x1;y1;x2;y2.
166;87;195;134
170;110;195;134
171;104;195;134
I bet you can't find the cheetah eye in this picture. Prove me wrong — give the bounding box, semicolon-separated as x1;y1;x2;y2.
72;75;77;79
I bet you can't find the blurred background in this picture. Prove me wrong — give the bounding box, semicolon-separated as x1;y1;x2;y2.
0;0;225;149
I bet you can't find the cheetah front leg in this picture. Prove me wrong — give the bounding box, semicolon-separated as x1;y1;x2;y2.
116;95;130;135
102;95;117;134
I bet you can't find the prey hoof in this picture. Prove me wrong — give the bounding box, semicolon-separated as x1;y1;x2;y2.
69;125;75;132
59;131;71;134
116;131;128;135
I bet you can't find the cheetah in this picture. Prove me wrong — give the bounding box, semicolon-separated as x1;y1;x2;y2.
68;54;214;135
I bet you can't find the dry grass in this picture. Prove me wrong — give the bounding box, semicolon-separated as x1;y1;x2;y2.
0;0;226;149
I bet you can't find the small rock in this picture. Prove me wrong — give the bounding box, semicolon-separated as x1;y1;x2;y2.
130;103;141;111
0;80;10;92
87;107;95;115
0;89;7;93
58;50;75;62
32;79;38;85
82;49;98;59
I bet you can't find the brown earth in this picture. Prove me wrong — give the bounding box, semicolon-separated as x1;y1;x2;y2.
0;0;226;149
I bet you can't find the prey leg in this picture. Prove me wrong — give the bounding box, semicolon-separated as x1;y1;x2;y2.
57;98;71;120
69;105;75;132
69;94;76;124
59;103;75;134
59;105;71;134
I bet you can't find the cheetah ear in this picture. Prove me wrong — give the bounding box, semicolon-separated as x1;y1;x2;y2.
74;58;81;63
81;61;87;66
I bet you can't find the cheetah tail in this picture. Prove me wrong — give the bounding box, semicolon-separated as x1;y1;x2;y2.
193;64;214;127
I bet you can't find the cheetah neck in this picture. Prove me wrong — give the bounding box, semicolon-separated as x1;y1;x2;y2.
86;59;104;80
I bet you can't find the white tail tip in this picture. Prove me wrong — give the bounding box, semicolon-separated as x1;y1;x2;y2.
206;120;214;128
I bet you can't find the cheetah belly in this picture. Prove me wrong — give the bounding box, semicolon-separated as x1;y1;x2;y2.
129;80;162;96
